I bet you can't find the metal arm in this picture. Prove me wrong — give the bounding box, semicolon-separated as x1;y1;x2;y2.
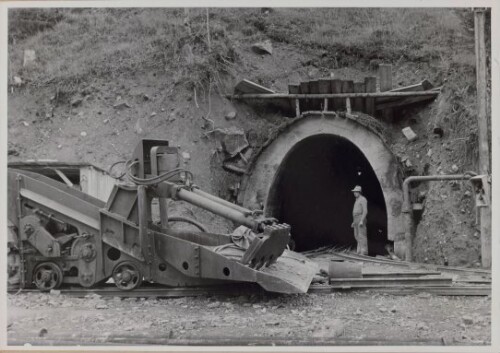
153;181;273;232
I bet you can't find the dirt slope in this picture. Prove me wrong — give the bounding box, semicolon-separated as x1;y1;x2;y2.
7;8;490;265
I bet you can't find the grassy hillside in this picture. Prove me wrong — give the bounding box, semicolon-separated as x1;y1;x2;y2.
7;8;490;266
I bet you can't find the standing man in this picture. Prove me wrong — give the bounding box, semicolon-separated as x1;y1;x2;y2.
351;185;368;255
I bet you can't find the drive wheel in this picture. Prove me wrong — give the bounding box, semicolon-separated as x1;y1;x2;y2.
33;262;63;291
112;261;142;291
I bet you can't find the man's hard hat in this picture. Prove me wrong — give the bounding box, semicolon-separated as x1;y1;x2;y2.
351;185;362;193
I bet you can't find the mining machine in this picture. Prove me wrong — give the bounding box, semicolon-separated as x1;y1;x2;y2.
7;139;317;294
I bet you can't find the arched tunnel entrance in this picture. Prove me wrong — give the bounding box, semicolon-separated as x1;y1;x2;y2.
268;134;389;255
241;113;406;258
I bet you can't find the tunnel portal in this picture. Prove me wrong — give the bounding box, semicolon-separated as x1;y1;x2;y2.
268;134;389;255
240;113;405;258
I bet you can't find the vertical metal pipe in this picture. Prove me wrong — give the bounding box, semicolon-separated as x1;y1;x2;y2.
402;175;471;261
138;186;153;270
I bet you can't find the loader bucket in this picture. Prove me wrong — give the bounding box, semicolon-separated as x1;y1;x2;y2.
257;250;319;293
154;231;318;294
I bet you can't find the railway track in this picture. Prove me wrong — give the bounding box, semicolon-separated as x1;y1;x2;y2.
8;283;265;298
9;279;491;298
330;252;492;277
8;251;490;298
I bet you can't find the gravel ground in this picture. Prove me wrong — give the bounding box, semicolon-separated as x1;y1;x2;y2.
7;288;491;346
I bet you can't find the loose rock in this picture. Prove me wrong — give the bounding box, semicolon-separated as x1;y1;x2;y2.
23;49;36;67
251;40;273;55
213;127;249;157
13;76;23;86
71;96;83;107
462;316;474;325
417;322;428;330
207;301;221;309
225;111;237;120
113;101;131;110
402;127;417;141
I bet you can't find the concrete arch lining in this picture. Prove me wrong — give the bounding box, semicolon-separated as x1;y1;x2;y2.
240;112;405;256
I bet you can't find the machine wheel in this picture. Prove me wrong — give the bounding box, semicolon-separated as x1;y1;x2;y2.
112;261;142;291
33;262;63;291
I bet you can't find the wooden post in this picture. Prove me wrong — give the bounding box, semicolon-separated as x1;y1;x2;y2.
379;64;393;92
299;81;310;111
288;84;300;116
474;9;491;268
353;82;365;112
364;77;377;116
309;80;320;110
331;79;343;110
318;78;331;111
327;79;335;111
379;64;394;122
342;80;354;112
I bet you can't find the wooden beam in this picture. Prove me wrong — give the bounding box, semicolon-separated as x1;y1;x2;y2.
331;79;343;110
375;95;437;110
288;84;300;94
309;80;320;110
390;79;434;92
228;91;439;99
474;9;491;268
234;79;275;94
379;64;393;92
342;80;354;93
352;82;365;112
288;84;300;113
318;78;331;111
379;64;394;121
299;81;310;111
364;76;377;115
377;80;437;104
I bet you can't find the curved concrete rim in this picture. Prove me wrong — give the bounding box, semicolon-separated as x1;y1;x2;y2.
240;112;405;252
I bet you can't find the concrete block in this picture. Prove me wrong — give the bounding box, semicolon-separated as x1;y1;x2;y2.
402;127;417;141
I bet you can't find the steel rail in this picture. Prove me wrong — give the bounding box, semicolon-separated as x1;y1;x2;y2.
362;271;442;278
7;283;263;298
328;276;453;288
331;251;491;276
309;284;491;296
366;285;491;296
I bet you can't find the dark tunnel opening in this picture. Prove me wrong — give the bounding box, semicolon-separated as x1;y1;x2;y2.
269;134;390;255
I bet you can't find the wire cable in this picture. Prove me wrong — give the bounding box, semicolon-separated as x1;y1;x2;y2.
108;160;128;180
124;159;193;186
167;216;207;232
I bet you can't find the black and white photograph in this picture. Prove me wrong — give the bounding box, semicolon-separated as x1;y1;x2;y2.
1;2;498;350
